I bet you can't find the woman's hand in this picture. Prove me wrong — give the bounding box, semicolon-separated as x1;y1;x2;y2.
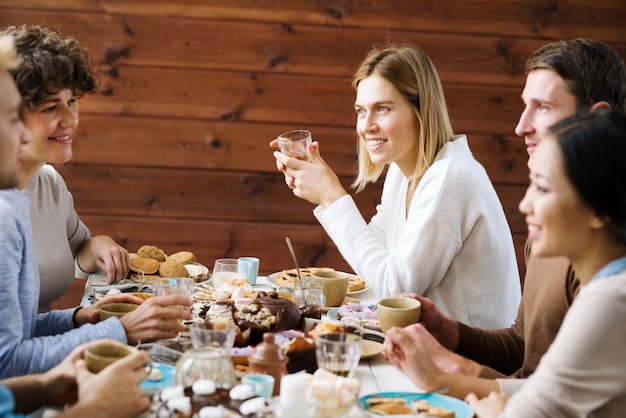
383;325;447;392
465;391;508;418
119;295;193;344
77;235;131;284
270;139;347;208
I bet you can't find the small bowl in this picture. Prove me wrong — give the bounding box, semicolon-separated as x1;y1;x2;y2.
98;302;138;321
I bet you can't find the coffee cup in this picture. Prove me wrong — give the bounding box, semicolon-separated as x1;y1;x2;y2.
376;297;421;334
238;257;260;285
98;302;138;321
311;270;350;307
242;373;275;399
84;342;149;373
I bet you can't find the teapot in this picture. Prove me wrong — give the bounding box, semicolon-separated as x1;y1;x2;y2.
256;291;302;331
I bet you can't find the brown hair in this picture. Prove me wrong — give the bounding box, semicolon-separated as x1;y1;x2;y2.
527;39;626;113
0;25;98;110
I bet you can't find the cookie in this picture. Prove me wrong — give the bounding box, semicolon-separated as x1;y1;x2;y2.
137;245;167;262
130;257;160;274
367;399;412;415
159;258;189;277
348;276;366;292
168;250;196;265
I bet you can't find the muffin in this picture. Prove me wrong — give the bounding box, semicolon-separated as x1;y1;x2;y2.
137;245;167;262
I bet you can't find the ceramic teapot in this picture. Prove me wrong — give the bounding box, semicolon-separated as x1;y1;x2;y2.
256;291;302;331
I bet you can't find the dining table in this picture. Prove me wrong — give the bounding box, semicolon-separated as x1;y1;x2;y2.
80;274;425;418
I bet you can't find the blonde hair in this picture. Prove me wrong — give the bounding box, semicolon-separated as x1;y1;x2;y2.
0;35;20;72
351;44;454;192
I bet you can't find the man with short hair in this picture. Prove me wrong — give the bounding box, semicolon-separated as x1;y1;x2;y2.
0;34;150;418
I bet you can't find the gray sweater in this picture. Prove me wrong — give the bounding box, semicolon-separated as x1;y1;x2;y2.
21;164;91;312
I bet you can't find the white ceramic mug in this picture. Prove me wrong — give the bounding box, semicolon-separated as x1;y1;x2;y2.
238;257;260;285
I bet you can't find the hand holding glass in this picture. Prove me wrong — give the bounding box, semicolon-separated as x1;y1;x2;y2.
276;129;312;161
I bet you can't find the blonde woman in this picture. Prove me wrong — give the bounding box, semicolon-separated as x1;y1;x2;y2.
272;44;520;328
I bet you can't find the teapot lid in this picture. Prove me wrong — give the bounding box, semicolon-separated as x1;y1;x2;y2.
249;332;287;362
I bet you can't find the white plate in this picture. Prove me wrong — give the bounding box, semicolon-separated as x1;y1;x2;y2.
361;339;384;360
358;392;473;418
347;285;369;296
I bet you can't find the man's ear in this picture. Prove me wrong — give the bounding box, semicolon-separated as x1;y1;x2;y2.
589;101;611;112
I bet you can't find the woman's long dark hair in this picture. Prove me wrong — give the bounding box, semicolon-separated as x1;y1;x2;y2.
550;110;626;245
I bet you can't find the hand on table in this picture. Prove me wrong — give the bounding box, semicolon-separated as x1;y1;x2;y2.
76;235;131;284
384;324;447;392
465;391;508;418
270;139;347;208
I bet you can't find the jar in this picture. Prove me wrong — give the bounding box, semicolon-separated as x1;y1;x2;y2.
247;332;288;396
174;323;237;388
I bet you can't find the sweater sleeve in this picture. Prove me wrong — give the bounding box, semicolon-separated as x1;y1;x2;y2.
314;166;463;298
499;277;626;416
0;194;127;378
0;313;127;379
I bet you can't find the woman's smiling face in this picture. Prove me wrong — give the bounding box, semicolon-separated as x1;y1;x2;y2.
518;137;596;260
354;74;419;176
19;88;79;166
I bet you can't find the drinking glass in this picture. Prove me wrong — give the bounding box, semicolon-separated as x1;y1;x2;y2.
212;258;250;288
276;129;312;161
314;332;362;378
152;277;195;299
174;323;237;388
152;277;195;339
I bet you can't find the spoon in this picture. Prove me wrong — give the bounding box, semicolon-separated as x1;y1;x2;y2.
285;237;307;307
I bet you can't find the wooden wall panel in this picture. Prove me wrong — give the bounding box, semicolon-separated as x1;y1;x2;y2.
74;115;528;182
2;0;625;309
8;1;626;42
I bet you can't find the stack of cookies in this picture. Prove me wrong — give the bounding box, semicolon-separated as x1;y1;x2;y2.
130;245;209;282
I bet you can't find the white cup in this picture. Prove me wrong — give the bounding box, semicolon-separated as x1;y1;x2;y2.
238;257;260;285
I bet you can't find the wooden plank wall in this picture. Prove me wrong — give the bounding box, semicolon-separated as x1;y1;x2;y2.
1;1;624;308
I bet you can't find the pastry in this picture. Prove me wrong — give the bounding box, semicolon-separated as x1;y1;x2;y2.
130;257;160;274
137;245;167;262
284;336;317;374
159;258;189;277
307;321;345;338
348;276;366;292
274;267;335;287
367;400;412;415
337;302;378;320
168;250;196;265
